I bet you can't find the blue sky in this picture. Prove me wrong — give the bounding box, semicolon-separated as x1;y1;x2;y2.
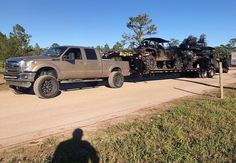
0;0;235;48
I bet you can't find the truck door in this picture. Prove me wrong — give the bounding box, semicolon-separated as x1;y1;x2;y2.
60;48;85;79
83;48;102;78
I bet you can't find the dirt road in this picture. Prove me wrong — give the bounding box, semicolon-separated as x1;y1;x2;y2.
0;70;236;149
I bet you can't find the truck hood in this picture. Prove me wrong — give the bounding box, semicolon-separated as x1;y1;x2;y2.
6;55;58;62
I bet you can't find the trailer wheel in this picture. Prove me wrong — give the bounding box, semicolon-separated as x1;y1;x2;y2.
199;70;207;78
207;69;215;78
34;75;59;98
108;71;124;88
223;68;229;73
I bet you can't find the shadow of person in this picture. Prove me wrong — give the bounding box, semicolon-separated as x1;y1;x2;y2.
52;128;99;163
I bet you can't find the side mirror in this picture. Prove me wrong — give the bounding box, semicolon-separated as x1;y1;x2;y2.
64;52;75;61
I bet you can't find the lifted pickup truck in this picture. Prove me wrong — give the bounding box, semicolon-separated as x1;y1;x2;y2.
4;46;130;98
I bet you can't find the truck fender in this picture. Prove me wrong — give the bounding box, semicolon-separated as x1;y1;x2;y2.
109;66;122;74
33;64;62;79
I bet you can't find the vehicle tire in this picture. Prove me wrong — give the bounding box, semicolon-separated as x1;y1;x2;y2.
108;71;124;88
143;55;157;70
156;61;164;68
9;85;30;95
200;70;207;78
166;61;175;69
174;58;183;69
223;68;229;73
207;69;215;78
33;75;59;98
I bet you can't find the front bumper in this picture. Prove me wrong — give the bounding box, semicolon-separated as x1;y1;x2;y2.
4;72;36;88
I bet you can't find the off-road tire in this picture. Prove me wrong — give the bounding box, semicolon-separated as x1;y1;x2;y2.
199;70;207;78
223;68;229;73
33;75;59;99
143;55;157;70
9;85;30;95
174;58;183;69
166;61;175;69
108;71;124;88
207;69;215;78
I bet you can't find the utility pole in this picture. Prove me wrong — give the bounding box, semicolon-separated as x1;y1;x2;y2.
219;62;223;99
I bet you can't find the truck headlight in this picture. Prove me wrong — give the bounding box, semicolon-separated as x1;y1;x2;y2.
19;60;26;71
21;61;38;71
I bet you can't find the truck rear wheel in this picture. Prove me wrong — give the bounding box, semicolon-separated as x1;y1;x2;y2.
108;71;124;88
33;75;59;98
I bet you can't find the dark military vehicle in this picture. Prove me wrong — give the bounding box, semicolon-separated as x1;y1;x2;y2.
136;38;177;69
178;34;229;76
103;38;179;74
104;35;229;78
212;55;229;73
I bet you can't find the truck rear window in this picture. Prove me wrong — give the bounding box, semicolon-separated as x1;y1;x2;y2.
85;49;97;60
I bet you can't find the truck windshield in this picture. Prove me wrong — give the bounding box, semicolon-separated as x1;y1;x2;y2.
41;47;67;57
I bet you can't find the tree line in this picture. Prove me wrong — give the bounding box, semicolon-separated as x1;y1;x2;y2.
0;14;235;60
215;38;236;57
0;24;44;60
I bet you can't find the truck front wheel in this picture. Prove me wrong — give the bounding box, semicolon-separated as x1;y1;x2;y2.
33;75;59;98
108;71;124;88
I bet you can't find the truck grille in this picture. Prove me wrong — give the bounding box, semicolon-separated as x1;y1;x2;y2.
5;61;21;72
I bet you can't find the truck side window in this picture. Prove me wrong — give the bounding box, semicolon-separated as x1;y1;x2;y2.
64;48;82;59
84;49;97;60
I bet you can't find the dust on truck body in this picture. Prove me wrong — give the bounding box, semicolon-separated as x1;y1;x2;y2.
4;46;130;98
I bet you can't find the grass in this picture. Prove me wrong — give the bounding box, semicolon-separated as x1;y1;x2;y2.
0;83;8;91
0;60;8;90
0;60;3;74
0;85;236;162
95;93;236;162
0;59;4;68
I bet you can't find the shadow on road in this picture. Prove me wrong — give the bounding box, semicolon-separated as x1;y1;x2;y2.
52;128;99;163
174;78;236;90
59;73;181;91
12;73;236;96
125;73;182;83
174;87;215;97
60;73;182;92
60;81;104;92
